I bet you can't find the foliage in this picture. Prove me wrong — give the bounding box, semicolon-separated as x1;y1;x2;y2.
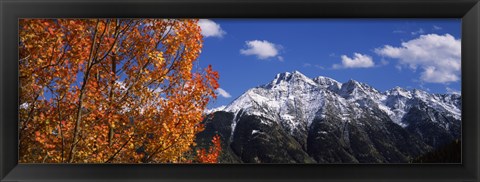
195;135;222;163
19;19;221;163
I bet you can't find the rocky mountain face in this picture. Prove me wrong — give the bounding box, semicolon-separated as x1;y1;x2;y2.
196;71;461;163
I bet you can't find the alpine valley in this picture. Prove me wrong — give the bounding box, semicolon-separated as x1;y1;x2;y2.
195;71;462;163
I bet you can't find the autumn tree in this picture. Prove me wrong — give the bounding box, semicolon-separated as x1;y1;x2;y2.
19;19;221;163
195;135;222;163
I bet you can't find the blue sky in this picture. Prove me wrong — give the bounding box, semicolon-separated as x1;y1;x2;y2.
196;19;462;109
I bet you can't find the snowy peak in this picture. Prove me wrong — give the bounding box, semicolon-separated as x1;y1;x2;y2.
339;79;361;96
272;71;305;83
219;71;460;130
412;89;431;100
341;79;377;93
339;79;382;101
386;86;413;99
205;105;226;114
266;70;317;88
272;72;293;83
313;76;342;91
267;71;343;92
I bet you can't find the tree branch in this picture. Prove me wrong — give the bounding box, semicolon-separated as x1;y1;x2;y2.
67;19;100;163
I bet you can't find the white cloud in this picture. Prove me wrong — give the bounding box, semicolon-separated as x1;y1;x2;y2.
395;65;403;71
333;53;375;69
446;87;460;95
433;25;442;30
421;66;459;83
216;88;231;98
380;59;389;66
240;40;281;60
303;63;324;69
277;56;284;62
375;33;461;83
411;28;425;35
314;65;325;69
198;19;226;38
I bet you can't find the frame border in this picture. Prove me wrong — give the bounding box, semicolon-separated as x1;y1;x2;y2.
1;0;479;181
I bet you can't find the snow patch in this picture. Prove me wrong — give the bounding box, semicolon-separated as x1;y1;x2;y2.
205;105;226;114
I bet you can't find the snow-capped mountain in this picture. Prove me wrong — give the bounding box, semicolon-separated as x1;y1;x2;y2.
223;71;460;130
204;105;226;115
196;71;461;163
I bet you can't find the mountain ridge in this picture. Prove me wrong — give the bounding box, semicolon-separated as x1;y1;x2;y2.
219;71;460;128
198;70;461;163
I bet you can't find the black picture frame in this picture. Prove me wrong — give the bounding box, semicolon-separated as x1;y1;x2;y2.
1;0;479;181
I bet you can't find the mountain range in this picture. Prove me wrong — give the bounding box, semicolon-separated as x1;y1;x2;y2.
195;71;461;163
